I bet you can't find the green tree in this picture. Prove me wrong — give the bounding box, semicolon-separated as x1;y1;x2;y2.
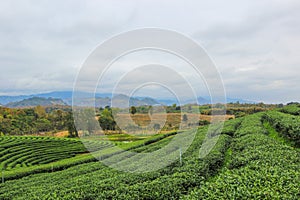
34;105;46;118
98;108;117;131
35;118;51;132
66;112;78;137
130;106;137;115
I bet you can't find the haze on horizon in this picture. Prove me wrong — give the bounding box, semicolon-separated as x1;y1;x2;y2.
0;0;299;104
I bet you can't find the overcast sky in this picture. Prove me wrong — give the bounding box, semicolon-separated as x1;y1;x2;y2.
0;0;299;103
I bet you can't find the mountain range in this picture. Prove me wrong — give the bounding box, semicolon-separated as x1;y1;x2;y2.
5;97;67;108
0;91;256;108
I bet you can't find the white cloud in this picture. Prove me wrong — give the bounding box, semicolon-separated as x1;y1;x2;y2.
0;0;299;103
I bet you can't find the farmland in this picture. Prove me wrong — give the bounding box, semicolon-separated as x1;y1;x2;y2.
114;113;234;132
0;136;87;171
0;106;299;199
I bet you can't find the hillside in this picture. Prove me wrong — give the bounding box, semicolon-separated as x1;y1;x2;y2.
5;97;67;108
0;92;159;108
0;91;256;106
0;107;299;199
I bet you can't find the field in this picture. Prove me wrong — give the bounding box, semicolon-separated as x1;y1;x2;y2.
0;136;87;171
114;113;234;132
0;109;299;199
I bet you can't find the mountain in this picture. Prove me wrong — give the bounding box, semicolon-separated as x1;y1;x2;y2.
183;96;256;105
0;91;256;107
156;99;177;105
69;94;159;108
34;91;73;99
184;96;211;105
0;91;73;105
5;97;67;108
0;95;33;105
73;97;111;107
110;94;159;108
226;97;256;104
35;91;113;104
0;92;160;108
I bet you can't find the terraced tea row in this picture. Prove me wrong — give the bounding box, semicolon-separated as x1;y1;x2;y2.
1;113;299;199
185;113;300;199
0;131;186;181
278;103;300;115
262;111;300;147
0;137;91;170
0;125;234;199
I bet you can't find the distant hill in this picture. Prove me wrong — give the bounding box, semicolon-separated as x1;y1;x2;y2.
74;95;159;108
182;96;256;105
184;96;211;105
5;97;67;108
0;92;160;108
226;97;256;104
0;95;32;105
0;90;256;107
111;94;159;108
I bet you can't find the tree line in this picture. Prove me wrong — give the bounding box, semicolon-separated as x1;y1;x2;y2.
0;106;77;137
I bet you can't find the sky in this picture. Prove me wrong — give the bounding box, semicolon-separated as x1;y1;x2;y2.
0;0;299;103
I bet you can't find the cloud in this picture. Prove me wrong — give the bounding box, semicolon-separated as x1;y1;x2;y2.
0;0;299;103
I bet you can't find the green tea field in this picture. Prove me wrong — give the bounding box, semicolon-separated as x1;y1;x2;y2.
0;109;299;199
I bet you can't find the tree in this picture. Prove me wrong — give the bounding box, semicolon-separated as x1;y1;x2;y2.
49;109;65;130
35;118;51;132
66;112;78;137
72;108;98;135
34;105;46;118
198;120;210;126
153;123;161;131
148;106;153;115
277;104;284;108
182;114;188;122
130;106;137;115
98;108;117;131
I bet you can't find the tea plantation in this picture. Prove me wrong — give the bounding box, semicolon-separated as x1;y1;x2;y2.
0;111;299;199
